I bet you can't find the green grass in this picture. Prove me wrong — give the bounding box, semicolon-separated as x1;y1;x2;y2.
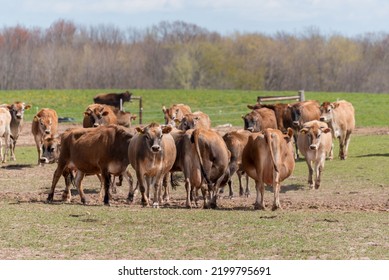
1;89;388;127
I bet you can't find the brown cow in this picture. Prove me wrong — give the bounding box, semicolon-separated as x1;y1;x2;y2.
112;108;137;128
248;103;293;133
162;104;192;126
93;91;132;109
31;108;58;165
128;123;176;208
297;121;332;189
177;111;211;131
3;102;31;161
242;107;277;132
290;100;321;129
0;107;12;163
242;128;295;210
47;125;133;205
320;100;355;160
221;129;252;197
82;104;117;128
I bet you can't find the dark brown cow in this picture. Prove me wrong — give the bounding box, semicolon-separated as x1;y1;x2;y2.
221;129;251;197
162;104;192;126
93;91;132;108
242;107;277;132
242;128;295;210
31;108;58;165
320;100;355;160
82;104;117;128
47;125;133;205
171;128;230;208
177;111;211;131
128;123;176;208
4;102;31;161
248;103;293;133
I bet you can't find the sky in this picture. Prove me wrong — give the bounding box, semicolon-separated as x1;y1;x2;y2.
2;0;389;37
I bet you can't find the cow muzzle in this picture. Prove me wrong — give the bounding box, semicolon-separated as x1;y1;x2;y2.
319;116;326;122
309;145;318;150
151;145;161;152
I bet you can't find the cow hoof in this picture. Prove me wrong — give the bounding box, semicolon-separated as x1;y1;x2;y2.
152;203;159;209
272;205;281;211
210;202;217;209
254;203;265;210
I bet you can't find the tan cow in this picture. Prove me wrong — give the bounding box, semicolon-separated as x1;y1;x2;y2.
320;100;355;160
83;104;117;128
47;125;133;205
297;121;332;189
242;107;277;132
128;123;176;208
31;108;58;165
290;100;321;129
242;128;295;210
3;102;31;161
162;104;192;126
177;111;211;131
0;107;12;163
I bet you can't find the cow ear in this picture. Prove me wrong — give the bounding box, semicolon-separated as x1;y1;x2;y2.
323;128;331;133
102;111;109;116
162;106;166;113
33;116;40;122
247;105;254;110
332;102;339;109
299;128;308;134
135;127;144;134
131;114;137;120
162;125;173;134
287;127;294;138
24;104;31;110
84;111;90;116
174;119;180;126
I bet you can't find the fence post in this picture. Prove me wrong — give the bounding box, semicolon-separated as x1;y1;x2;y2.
139;97;143;125
298;90;305;101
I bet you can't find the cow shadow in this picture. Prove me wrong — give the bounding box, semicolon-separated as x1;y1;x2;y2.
356;153;389;158
265;184;305;193
1;164;34;170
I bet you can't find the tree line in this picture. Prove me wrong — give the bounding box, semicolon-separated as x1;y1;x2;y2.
1;19;389;92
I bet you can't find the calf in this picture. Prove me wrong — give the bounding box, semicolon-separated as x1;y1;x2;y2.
128;123;176;208
242;128;295;210
242;107;277;132
177;111;211;131
297;121;332;189
47;125;133;205
31;108;58;165
162;104;192;126
0;108;12;163
93;91;132;109
320;100;355;160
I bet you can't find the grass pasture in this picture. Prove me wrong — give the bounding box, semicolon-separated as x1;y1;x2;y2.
0;89;388;260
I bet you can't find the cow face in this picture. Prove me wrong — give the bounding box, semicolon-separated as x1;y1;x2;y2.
35;116;54;135
40;136;60;164
242;111;262;132
136;124;173;153
122;91;132;101
319;102;335;123
162;106;181;126
84;105;111;127
9;102;31;121
300;125;331;151
177;115;199;131
290;104;302;128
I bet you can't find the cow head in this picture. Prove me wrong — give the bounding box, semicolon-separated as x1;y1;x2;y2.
121;91;132;101
242;111;263;132
289;103;303;128
300;124;331;151
40;135;61;164
9;102;31;121
319;102;337;122
162;105;182;126
84;104;113;127
35;115;54;135
136;123;173;153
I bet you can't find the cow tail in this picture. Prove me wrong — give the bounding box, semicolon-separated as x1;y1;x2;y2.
265;129;279;173
191;129;212;185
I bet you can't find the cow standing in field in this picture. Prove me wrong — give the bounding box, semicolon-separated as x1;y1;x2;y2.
31;108;58;165
93;91;132;109
47;125;133;205
242;107;278;132
297;121;332;189
247;103;293;133
320;100;355;160
162;104;192;126
0;107;12;163
242;128;295;210
128;123;176;208
290;100;321;129
2;102;31;161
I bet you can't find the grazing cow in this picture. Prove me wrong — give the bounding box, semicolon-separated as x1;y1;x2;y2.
82;104;117;128
31;108;58;165
3;102;31;161
297;121;332;189
177;111;211;131
242;107;277;132
162;104;192;126
290;100;321;129
0;108;12;163
128;123;176;208
93;91;132;109
320;100;355;160
221;129;251;197
47;125;133;205
242;128;295;210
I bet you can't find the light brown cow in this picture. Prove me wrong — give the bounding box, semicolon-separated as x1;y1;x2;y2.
0;107;12;163
297;120;332;189
31;108;58;165
290;100;321;129
177;111;211;131
242;128;295;210
248;103;293;133
83;104;117;128
47;125;133;205
320;100;355;160
221;129;252;197
242;107;277;132
171;128;230;208
162;104;192;126
3;102;31;161
128;123;176;208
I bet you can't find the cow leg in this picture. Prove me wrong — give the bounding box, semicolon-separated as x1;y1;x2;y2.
34;135;42;166
137;170;149;207
125;170;136;204
151;176;160;208
10;138;16;161
73;171;88;204
244;172;250;197
306;158;314;189
0;139;3;163
47;164;66;202
184;177;192;208
97;174;105;202
254;180;265;210
61;170;73;203
162;173;170;204
329;142;334;160
343;131;352;160
272;171;282;211
102;171;111;206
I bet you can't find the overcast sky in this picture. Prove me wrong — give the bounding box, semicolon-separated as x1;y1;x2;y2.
2;0;389;36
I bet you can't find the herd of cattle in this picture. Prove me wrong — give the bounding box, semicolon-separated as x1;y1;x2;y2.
0;93;355;210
